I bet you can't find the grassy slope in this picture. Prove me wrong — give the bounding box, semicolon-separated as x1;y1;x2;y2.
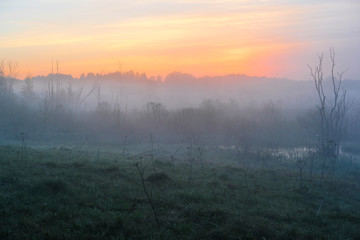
1;145;360;240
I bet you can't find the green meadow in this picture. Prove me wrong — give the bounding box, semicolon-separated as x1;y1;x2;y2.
1;144;360;240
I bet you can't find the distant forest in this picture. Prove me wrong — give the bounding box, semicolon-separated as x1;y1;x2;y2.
1;70;360;151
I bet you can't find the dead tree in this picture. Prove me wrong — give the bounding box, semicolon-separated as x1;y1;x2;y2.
308;48;350;178
0;60;19;96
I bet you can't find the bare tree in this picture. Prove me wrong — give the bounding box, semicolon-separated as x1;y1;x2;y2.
0;60;5;94
0;60;19;96
6;60;19;95
21;73;35;101
308;48;350;178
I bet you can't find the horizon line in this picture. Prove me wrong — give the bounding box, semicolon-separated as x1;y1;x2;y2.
18;70;306;82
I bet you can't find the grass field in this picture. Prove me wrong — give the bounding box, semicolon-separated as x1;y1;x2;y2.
1;144;360;240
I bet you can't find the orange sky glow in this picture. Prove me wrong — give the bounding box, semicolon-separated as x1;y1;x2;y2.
1;0;359;80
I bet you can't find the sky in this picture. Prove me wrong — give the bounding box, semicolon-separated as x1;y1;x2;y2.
1;0;359;80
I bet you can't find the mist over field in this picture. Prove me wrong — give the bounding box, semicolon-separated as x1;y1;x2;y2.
2;70;360;147
2;63;360;240
2;0;360;239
